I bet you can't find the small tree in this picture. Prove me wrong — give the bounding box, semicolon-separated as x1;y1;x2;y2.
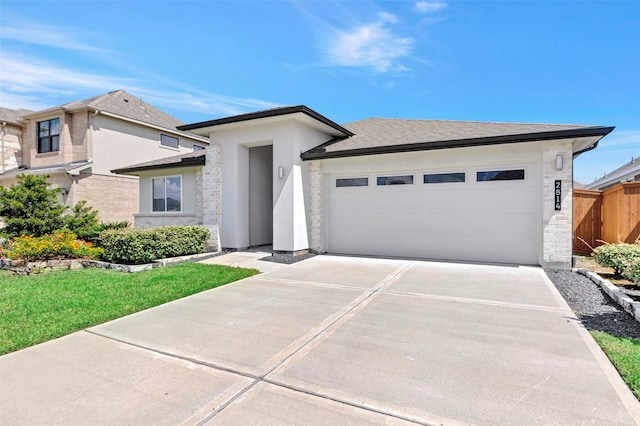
0;174;66;238
61;200;100;241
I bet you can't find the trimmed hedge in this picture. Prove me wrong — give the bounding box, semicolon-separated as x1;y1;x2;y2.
100;226;210;265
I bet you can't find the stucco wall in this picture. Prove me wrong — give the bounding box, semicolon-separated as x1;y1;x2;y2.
136;166;199;216
209;119;332;252
91;115;207;176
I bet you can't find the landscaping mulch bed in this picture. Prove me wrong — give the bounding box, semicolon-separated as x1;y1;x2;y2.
547;269;640;339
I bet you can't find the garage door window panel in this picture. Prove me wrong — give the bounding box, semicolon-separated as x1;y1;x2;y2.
336;177;369;188
423;172;466;184
377;175;414;186
477;169;525;182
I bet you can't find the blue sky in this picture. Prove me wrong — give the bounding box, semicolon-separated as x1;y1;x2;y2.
1;1;638;184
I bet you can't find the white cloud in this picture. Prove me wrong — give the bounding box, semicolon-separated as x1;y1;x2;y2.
0;15;109;53
0;56;279;117
324;14;413;73
414;2;448;14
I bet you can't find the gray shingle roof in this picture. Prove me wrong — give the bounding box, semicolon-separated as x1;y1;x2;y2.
302;118;613;159
0;107;34;125
62;89;185;129
337;118;592;151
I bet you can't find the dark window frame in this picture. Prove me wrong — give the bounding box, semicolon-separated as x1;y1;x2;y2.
37;118;60;153
377;175;414;186
336;177;369;188
476;169;525;182
160;134;180;149
151;175;182;213
423;172;466;184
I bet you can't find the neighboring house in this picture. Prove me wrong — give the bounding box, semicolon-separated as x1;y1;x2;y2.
0;90;209;223
113;105;613;269
585;157;640;190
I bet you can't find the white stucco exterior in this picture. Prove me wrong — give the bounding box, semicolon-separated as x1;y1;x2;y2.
204;119;335;253
119;107;611;269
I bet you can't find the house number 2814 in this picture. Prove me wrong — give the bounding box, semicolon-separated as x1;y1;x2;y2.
554;180;561;211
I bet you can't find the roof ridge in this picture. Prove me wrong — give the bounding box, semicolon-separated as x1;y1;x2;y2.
342;117;592;127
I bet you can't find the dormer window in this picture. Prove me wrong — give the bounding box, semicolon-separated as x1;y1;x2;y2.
37;118;60;153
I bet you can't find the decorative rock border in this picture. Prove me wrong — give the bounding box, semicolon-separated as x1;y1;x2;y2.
577;268;640;324
1;252;221;275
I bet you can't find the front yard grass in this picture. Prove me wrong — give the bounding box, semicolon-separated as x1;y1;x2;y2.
591;331;640;399
0;263;258;355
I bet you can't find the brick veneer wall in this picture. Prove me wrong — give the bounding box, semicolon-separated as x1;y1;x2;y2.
201;144;222;251
308;161;324;253
72;173;139;223
542;140;574;269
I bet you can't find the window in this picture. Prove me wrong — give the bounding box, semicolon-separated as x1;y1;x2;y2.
336;177;369;187
477;169;525;182
160;134;179;149
193;145;205;152
423;172;465;184
377;175;414;185
37;118;60;153
152;176;181;212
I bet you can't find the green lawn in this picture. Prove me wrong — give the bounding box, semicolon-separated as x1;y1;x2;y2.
591;331;640;399
0;263;258;355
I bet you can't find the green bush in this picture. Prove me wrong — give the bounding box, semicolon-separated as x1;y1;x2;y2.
623;259;640;284
5;232;103;261
100;225;210;265
593;243;640;277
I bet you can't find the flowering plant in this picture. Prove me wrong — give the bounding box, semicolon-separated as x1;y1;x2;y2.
4;232;103;261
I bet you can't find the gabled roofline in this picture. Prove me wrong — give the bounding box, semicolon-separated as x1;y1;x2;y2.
177;105;354;137
301;126;615;161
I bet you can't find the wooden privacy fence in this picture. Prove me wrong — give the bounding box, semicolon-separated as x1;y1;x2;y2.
573;182;640;254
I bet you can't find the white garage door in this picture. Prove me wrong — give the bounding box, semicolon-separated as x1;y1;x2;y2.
326;164;540;265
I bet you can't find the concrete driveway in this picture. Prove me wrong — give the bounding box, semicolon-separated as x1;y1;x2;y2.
2;255;639;425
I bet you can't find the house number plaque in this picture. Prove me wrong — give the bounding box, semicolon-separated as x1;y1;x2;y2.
555;180;561;211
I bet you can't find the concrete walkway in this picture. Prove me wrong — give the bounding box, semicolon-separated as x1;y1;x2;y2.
2;255;639;425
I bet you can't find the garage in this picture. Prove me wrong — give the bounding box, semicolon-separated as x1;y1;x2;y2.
326;162;540;265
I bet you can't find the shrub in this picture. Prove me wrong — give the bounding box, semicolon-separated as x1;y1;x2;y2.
0;174;66;237
5;232;103;261
100;226;210;265
593;243;640;277
623;259;640;284
60;200;100;241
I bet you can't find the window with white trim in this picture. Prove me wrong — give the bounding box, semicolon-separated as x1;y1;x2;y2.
336;177;369;187
37;118;60;153
423;172;465;184
377;175;414;185
152;176;182;212
477;169;525;182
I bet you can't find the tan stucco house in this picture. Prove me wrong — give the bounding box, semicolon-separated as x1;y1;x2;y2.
0;90;209;223
114;106;614;270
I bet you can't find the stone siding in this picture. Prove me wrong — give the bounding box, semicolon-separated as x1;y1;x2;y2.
134;214;201;228
308;161;324;253
541;140;573;269
201;144;222;251
1;124;23;172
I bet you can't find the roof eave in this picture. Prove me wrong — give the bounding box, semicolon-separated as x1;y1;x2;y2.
111;156;206;175
301;126;615;161
178;105;354;137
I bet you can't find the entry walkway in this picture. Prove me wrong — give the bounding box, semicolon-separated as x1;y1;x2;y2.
1;255;639;424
